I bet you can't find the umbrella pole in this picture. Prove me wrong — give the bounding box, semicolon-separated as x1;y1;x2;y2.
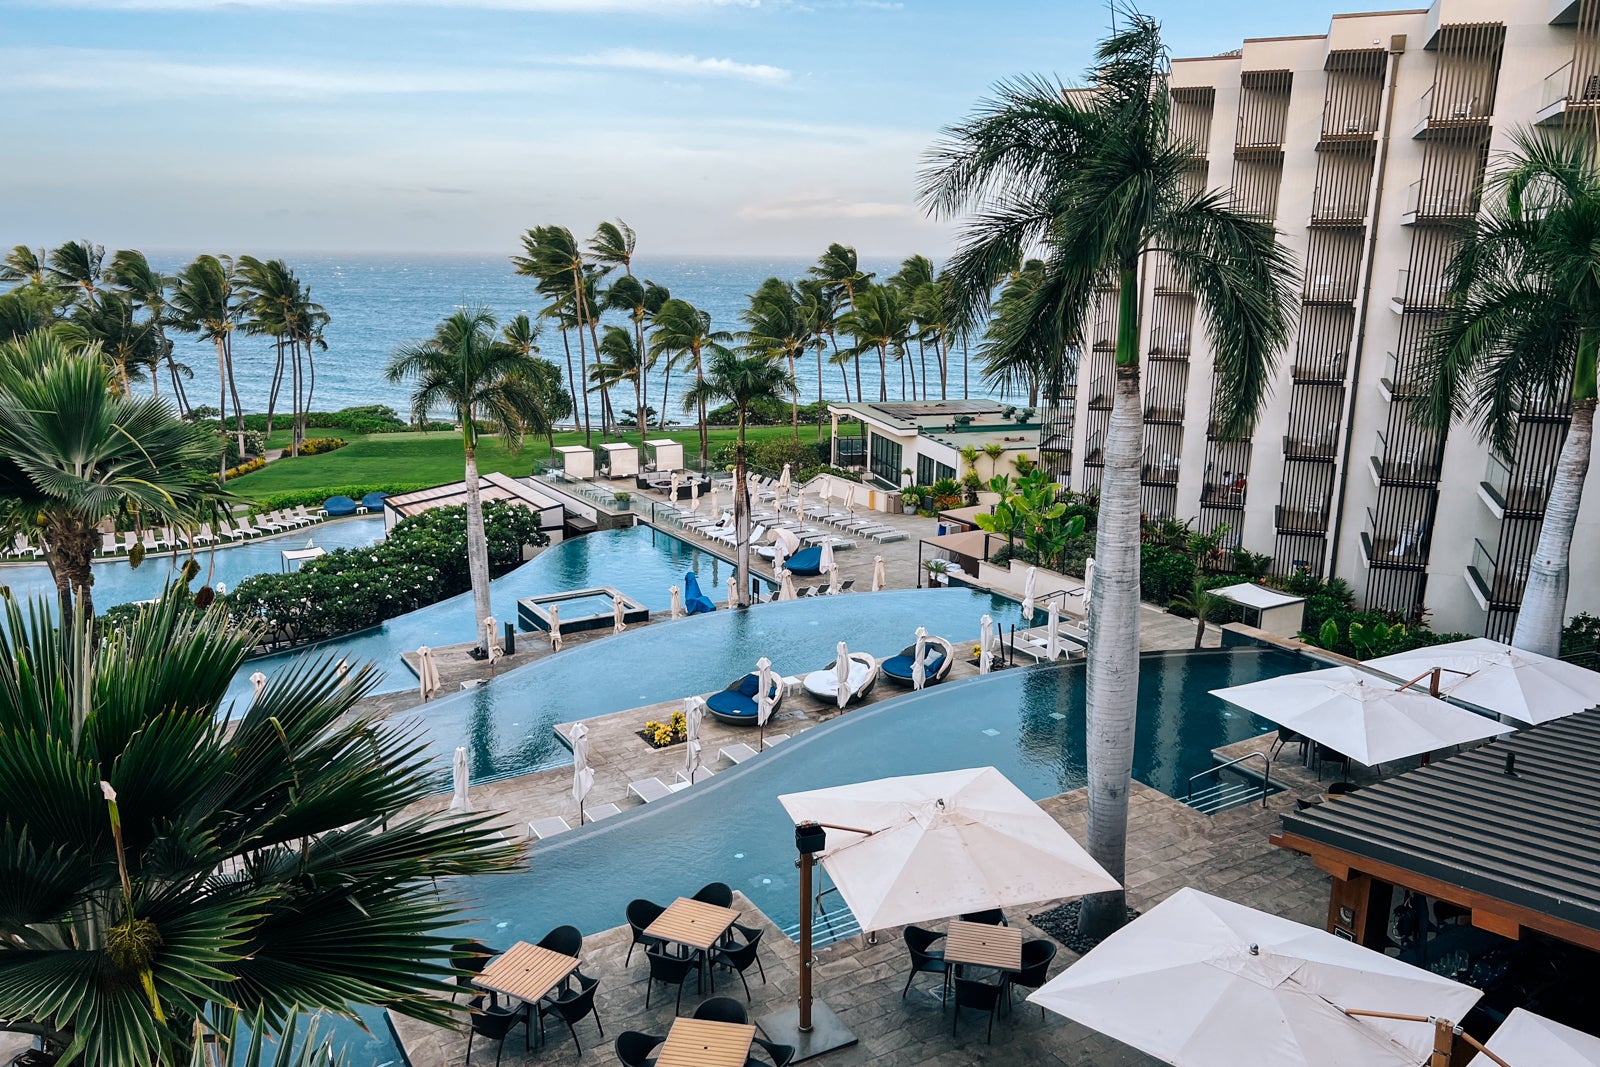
799;846;814;1032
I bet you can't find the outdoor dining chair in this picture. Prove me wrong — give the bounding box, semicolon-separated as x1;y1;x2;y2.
450;940;498;1000
746;1037;797;1067
536;924;583;959
692;882;735;908
614;1031;662;1067
951;968;1004;1043
463;995;529;1067
535;970;603;1055
958;908;1007;926
644;944;702;1013
1005;939;1057;1020
710;922;767;1001
901;926;949;1000
625;899;666;965
691;996;748;1024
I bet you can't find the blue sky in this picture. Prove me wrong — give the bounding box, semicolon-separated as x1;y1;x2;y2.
1;0;1352;256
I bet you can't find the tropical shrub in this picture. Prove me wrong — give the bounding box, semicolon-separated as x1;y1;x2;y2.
298;436;347;455
718;436;829;480
232;405;450;435
1140;544;1196;605
929;477;963;510
1563;612;1600;671
639;709;688;748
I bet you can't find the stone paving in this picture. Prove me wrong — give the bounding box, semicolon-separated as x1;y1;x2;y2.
389;783;1329;1067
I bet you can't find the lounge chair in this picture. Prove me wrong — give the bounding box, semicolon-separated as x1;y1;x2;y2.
193;524;216;546
801;652;879;707
586;802;621;821
253;513;284;534
277;509;310;529
528;816;571;840
99;532;119;556
720;742;760;765
880;636;955;688
140;530;160;554
628;778;677;803
705;672;786;726
231;517;259;538
676;766;715;785
836;579;855;593
293;505;320;525
871;529;907;543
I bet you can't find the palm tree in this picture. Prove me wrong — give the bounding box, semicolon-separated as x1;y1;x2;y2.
602;274;670;446
890;254;936;400
0;244;50;288
46;239;105;309
0;332;226;629
386;309;550;638
1421;126;1600;656
980;260;1053;406
808;243;874;401
238;256;298;439
650;299;732;465
503;315;572;453
682;350;795;604
0;587;520;1065
0;285;61;343
839;282;910;403
170;254;248;470
514;227;602;444
742;277;808;443
592;324;648;432
107;249;189;414
64;290;159;394
1169;577;1223;649
797;277;844;426
285;282;330;456
921;11;1297;939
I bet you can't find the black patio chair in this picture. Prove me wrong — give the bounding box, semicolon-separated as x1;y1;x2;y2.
951;968;1005;1043
902;925;949;1001
463;996;529;1067
710;922;767;1000
693;882;735;908
626;899;666;965
644;944;702;1013
537;924;583;958
1269;726;1308;763
745;1037;796;1067
1006;938;1058;1020
451;941;498;1001
536;970;603;1055
692;996;748;1024
958;908;1007;927
615;1031;662;1067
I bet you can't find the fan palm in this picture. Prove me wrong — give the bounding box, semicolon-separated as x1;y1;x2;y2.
47;239;105;309
107;250;189;414
808;243;874;401
742;277;808;443
682;350;796;604
170;255;248;472
921;9;1297;938
1419;126;1600;655
650;299;732;465
0;332;227;629
838;282;910;404
386;308;550;637
0;587;520;1065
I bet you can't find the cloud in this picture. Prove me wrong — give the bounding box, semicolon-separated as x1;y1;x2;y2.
563;48;789;85
28;0;758;10
737;195;922;222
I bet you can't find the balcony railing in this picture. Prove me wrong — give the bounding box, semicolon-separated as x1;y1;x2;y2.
1083;435;1105;467
1371;430;1442;484
1275;505;1329;534
1282;432;1338;462
1481;452;1551;515
1405;179;1475;221
1312;183;1367;224
1144;405;1184;424
1086;377;1112;410
1394;267;1448;311
1381;350;1428;399
1201;481;1247;507
1304;273;1357;304
1545;60;1575;109
1147;328;1191;358
1141;460;1180;485
1362;506;1430;569
1292;354;1349;383
1467;538;1527;607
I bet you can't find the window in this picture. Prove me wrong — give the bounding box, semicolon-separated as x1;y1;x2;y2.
917;455;956;485
870;433;904;484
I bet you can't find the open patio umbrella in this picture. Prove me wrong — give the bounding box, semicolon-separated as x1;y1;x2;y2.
416;647;440;701
1366;637;1600;725
683;695;706;784
1029;886;1483;1067
1469;1008;1600;1067
483;616;503;668
1021;566;1037;619
669;585;684;619
779;568;798;601
819;540;836;583
250;671;267;699
834;640;851;710
871;555;886;592
778;766;1118;933
979;614;995;675
756;655;776;750
570;722;594;824
612;594;627;634
1046;599;1061;661
1212;665;1505;766
912;626;928;691
449;746;472;813
548;604;563;652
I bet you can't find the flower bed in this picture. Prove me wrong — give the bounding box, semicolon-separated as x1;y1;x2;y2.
224;456;267;480
298;436;348;456
637;710;688;749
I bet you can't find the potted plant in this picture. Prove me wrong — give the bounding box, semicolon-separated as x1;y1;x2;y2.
900;488;921;514
612;491;632;511
924;559;951;586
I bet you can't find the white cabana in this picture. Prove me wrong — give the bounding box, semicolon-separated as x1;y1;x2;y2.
416;647;440;701
548;604;563;652
1211;665;1504;766
912;627;928;691
1366;637;1600;725
871;555;886;592
598;441;638;478
756;656;777;749
553;444;594;480
1021;566;1037;619
1212;582;1307;639
646;438;683;473
612;594;628;634
669;585;684;619
980;614;995;675
484;616;503;667
778;766;1118;933
570;722;594;824
1470;1008;1600;1067
449;746;472;813
683;695;707;784
779;569;798;601
250;671;267;699
1029;887;1482;1067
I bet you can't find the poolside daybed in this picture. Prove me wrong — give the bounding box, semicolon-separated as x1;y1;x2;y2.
705;672;786;726
880;636;955;688
323;495;359;517
784;545;824;576
802;652;879;706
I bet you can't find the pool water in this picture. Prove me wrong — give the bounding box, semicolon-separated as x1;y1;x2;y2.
543;593;627;618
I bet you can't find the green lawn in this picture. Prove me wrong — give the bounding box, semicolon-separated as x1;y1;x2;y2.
233;424;810;495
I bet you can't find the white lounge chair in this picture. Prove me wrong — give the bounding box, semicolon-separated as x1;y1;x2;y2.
586;802;621;821
220;521;248;541
140;530;160;553
675;766;716;786
253;514;284;534
293;505;321;525
528;816;571;840
193;524;216;546
99;532;119;556
720;743;760;765
121;531;138;553
628;777;676;803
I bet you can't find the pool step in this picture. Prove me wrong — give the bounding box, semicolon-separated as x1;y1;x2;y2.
1183;780;1269;815
781;907;863;948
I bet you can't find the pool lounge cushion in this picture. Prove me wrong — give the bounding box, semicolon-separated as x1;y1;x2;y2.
737;673;761;697
880;637;955;687
706;691;757;720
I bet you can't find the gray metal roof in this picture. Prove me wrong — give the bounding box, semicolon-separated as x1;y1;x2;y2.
1280;708;1600;934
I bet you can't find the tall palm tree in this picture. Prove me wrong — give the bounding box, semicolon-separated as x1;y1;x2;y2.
602;274;669;446
238;256;298;439
170;254;247;471
839;282;910;404
922;11;1297;939
682;350;795;604
503;315;571;452
1420;126;1600;655
890;254;936;400
798;277;844;426
107;249;189;413
514;227;601;444
650;299;732;466
980;260;1052;406
285;282;329;456
808;243;873;401
0;587;520;1066
46;239;105;309
0;332;226;629
64;290;159;394
385;309;550;638
592;324;648;431
742;277;808;443
0;244;50;288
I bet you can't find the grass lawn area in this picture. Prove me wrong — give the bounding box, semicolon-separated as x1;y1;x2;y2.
234;424;815;495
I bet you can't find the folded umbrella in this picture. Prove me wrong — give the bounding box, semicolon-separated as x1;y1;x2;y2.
912;627;928;691
835;640;851;710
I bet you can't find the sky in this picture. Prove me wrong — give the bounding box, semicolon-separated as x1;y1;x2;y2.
1;0;1354;257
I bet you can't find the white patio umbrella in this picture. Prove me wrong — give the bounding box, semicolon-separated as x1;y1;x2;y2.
548;604;563;652
707;483;718;519
979;614;995;674
756;655;776;750
778;766;1118;933
1046;599;1061;661
777;463;792;498
1211;665;1505;767
819;473;832;504
871;554;886;592
793;484;807;517
612;594;627;634
570;721;594;824
1470;1008;1600;1067
1029;886;1483;1067
250;671;267;699
336;658;350;678
483;616;503;667
683;695;705;784
669;585;684;619
912;626;928;691
448;746;472;813
690;479;700;513
1366;637;1600;725
1021;566;1037;619
834;640;851;710
773;527;799;570
779;568;798;601
669;470;680;503
727;575;738;607
819;540;836;584
416;647;441;701
1083;557;1096;611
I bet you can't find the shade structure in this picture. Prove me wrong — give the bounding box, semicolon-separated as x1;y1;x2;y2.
416;647;440;701
1046;600;1061;661
778;766;1118;933
449;746;472;813
779;568;798;601
612;594;627;634
250;671;267;699
570;721;594;821
1469;1008;1600;1067
484;616;502;666
548;605;563;652
819;540;836;581
777;463;791;497
1021;566;1037;619
834;640;852;710
1211;665;1505;766
669;585;684;619
683;695;706;783
871;555;886;592
1029;887;1483;1067
912;627;928;691
979;614;994;675
1366;637;1600;725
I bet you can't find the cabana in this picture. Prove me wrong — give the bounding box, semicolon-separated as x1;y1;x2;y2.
1212;582;1306;638
645;438;684;473
553;445;595;480
598;441;638;478
880;635;955;688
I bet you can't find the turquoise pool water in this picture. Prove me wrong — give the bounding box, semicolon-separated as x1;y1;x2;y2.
542;593;625;618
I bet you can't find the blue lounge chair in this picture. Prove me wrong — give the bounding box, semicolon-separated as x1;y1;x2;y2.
706;672;786;725
682;571;717;615
785;545;823;576
362;491;388;512
323;495;359;517
881;636;956;688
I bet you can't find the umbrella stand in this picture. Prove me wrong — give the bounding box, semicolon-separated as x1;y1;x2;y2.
1342;1010;1512;1067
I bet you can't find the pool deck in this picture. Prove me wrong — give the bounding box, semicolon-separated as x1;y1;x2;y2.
389;781;1328;1067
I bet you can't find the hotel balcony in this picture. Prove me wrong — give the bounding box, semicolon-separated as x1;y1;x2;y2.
1478;452;1551;519
1411;83;1493;140
1377;351;1429;403
1291;354;1349;384
1200;481;1246;509
1465;538;1527;609
1141;461;1180;486
1144;404;1185;425
1537;52;1600;127
1310;182;1368;227
1282;433;1338;463
1086;377;1113;411
1389;267;1449;315
1369;431;1442;487
1275;505;1329;535
1401;178;1477;226
1361;507;1430;571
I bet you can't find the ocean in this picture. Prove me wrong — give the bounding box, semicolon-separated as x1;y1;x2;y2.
131;253;1011;424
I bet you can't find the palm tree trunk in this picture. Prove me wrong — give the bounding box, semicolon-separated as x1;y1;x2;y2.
461;439;494;647
215;338;230;478
1512;395;1595;655
636;370;647;451
223;334;246;456
559;328;579;436
696;350;708;467
789;351;799;445
570;270;593;446
1079;268;1143;941
290;339;302;457
815;341;826;443
963;334;970;399
266;337;285;436
735;408;751;607
878;343;890;402
660;360;673;430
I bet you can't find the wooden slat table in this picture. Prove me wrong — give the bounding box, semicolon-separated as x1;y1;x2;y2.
644;897;740;952
944;919;1023;971
473;942;580;1004
654;1017;756;1067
